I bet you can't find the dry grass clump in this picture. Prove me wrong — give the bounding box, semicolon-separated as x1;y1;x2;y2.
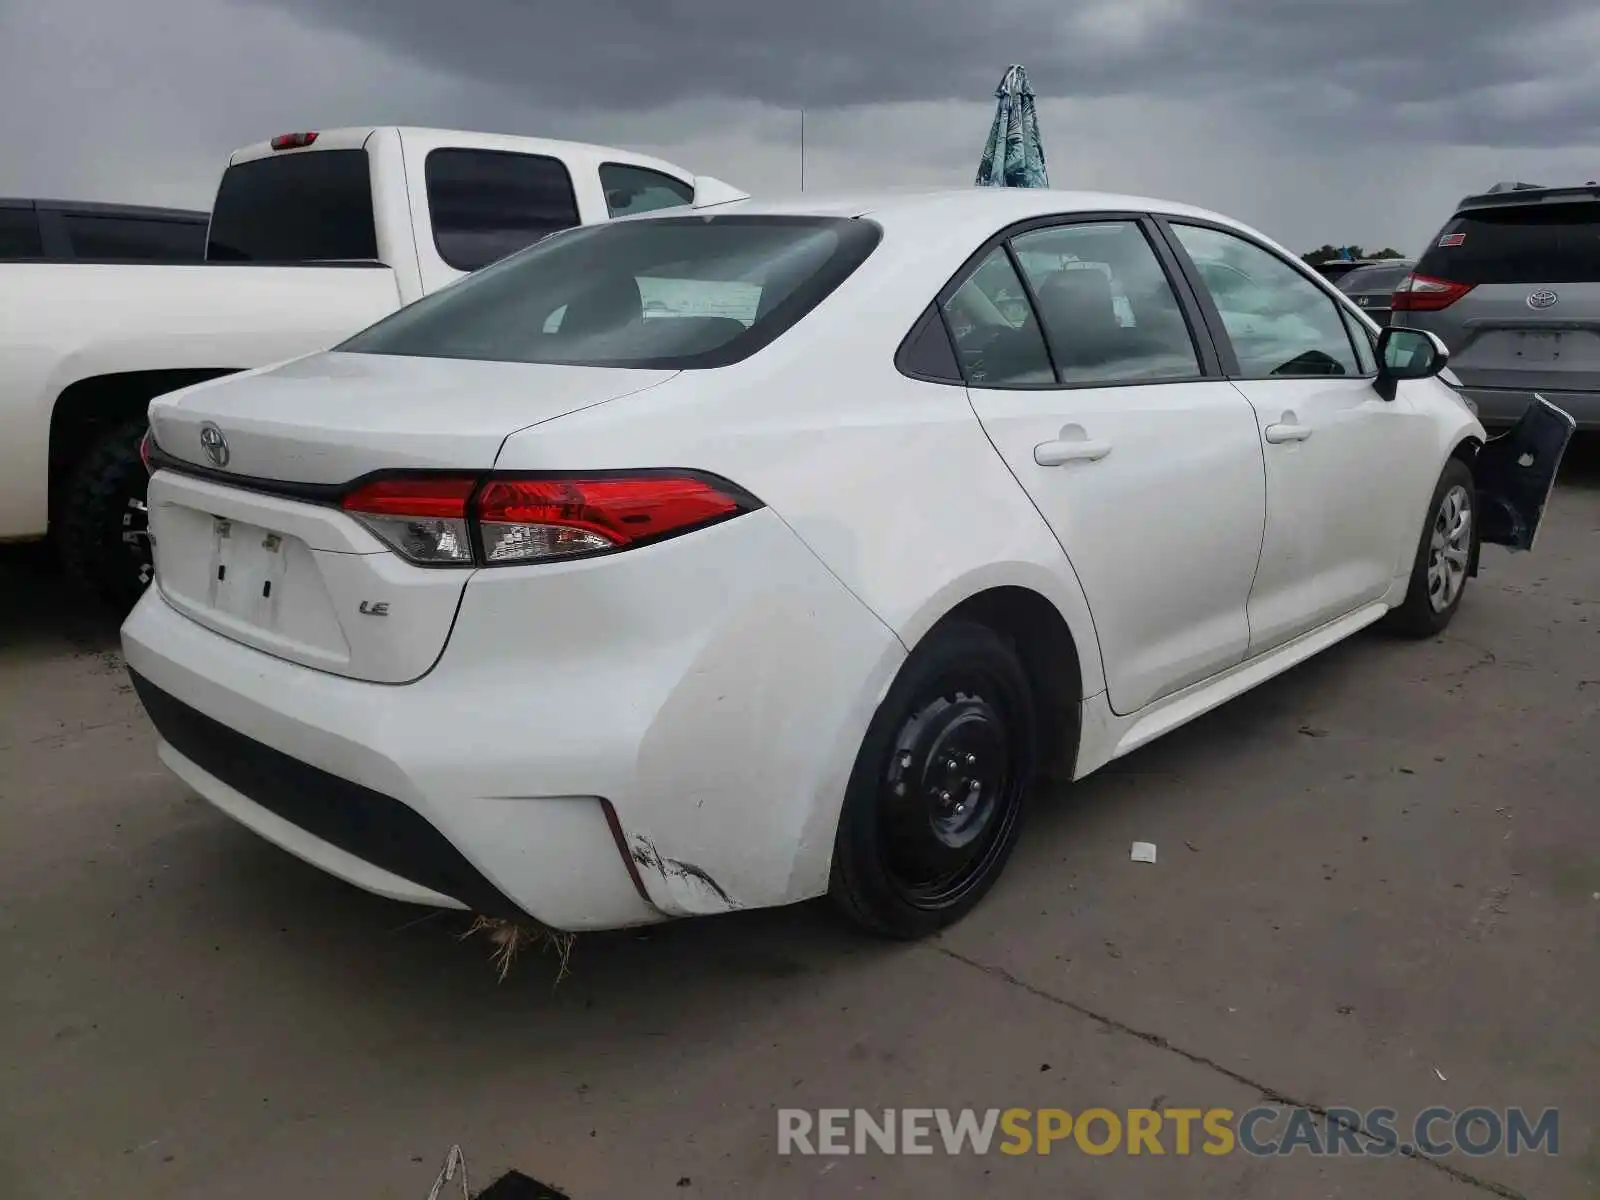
460;915;576;983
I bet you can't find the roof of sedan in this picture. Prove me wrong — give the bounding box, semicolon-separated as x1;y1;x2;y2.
699;186;1241;229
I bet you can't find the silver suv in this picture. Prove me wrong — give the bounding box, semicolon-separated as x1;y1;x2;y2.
1394;183;1600;430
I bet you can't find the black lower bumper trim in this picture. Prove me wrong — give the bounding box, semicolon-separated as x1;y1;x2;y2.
128;670;526;920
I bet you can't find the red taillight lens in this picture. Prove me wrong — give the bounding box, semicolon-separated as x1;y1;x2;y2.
139;429;154;474
342;476;476;565
339;473;755;567
1392;273;1474;312
476;476;744;563
270;132;319;151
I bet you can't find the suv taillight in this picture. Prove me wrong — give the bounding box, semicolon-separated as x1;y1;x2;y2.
138;429;154;474
340;472;760;567
1392;272;1475;312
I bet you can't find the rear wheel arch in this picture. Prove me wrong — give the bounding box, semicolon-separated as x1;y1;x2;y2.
47;367;241;522
920;585;1085;783
48;368;241;609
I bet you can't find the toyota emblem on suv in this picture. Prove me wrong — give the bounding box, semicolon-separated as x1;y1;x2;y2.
1526;289;1559;310
199;422;230;468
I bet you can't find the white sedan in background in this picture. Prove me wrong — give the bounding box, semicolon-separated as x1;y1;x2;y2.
123;187;1572;939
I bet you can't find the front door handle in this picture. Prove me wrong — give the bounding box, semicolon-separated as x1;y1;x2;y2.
1264;423;1312;444
1034;438;1113;466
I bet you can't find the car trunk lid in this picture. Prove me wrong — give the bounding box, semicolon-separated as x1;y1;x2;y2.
145;352;676;682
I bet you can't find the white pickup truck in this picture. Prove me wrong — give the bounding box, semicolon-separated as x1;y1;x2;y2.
0;126;741;607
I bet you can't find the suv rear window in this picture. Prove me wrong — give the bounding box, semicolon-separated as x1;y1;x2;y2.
1416;202;1600;285
206;149;378;263
339;215;882;370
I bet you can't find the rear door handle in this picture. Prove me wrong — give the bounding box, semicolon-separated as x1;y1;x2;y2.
1034;438;1113;466
1264;423;1312;444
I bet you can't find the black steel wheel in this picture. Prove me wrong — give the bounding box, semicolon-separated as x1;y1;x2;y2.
830;619;1035;938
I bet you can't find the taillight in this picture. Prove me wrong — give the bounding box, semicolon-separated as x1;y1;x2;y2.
340;472;757;567
1392;273;1474;312
270;132;319;151
342;477;477;566
138;429;154;474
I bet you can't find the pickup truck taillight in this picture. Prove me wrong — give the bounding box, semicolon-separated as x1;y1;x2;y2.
270;132;319;151
340;472;760;567
1392;273;1475;312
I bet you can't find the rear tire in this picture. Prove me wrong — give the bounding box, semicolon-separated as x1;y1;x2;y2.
57;417;153;615
829;619;1036;939
1381;458;1476;639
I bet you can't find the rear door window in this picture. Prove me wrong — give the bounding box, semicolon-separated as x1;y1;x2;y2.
1010;221;1200;385
62;214;206;261
940;246;1056;386
1416;202;1600;285
0;205;42;259
426;149;581;272
600;164;693;218
207;149;378;262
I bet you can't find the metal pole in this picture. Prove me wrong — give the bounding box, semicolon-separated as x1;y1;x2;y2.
800;108;806;192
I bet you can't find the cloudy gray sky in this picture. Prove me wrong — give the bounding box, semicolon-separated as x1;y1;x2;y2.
3;0;1598;255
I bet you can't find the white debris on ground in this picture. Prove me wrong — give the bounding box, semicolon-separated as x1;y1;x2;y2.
1130;842;1158;864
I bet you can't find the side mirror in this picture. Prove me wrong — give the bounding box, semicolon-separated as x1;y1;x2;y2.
1374;327;1449;401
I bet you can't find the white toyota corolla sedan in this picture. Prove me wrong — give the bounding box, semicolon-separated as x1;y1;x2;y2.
123;187;1573;939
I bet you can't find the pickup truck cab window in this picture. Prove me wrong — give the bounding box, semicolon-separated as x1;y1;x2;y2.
425;148;581;272
599;164;694;218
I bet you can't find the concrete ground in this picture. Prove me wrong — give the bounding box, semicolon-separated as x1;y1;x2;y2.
2;444;1597;1200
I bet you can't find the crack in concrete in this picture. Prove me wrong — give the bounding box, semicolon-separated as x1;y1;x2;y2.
935;945;1528;1199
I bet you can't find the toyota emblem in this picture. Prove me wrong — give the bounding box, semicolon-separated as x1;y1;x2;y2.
1526;289;1559;310
198;422;230;468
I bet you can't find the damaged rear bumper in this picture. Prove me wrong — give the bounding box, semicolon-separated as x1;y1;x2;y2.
121;507;905;931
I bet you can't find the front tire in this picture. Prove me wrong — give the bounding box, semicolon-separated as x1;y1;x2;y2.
829;620;1036;939
57;417;153;614
1382;457;1476;639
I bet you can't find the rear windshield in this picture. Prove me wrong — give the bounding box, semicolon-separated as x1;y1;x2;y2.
206;149;378;263
1335;262;1412;293
338;215;882;369
1416;202;1600;285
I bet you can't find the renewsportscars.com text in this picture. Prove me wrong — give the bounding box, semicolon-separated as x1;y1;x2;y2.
777;1106;1560;1158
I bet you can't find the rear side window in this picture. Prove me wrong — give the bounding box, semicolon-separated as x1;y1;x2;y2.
1416;203;1600;285
0;206;42;259
600;164;693;218
1010;221;1200;385
207;149;378;262
939;246;1055;386
340;214;881;370
62;214;206;262
426;149;580;272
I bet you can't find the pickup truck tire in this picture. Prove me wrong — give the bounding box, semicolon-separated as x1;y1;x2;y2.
58;417;153;614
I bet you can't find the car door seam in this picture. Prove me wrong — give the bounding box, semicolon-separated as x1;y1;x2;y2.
961;385;1112;694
